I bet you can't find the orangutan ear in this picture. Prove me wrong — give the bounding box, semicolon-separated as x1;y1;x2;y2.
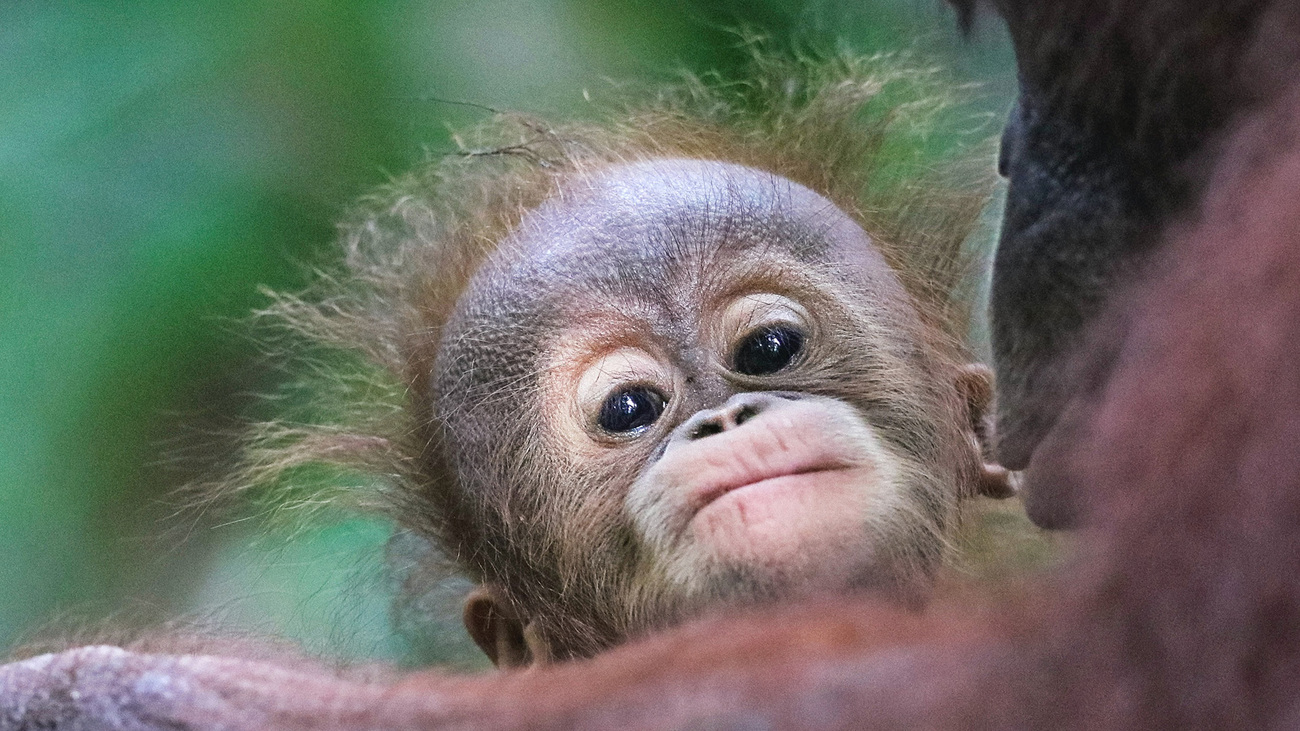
954;363;1017;499
463;584;550;668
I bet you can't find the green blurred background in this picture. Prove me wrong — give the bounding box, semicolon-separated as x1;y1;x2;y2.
0;0;1012;668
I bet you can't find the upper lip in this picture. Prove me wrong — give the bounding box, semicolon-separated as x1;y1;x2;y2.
685;441;850;513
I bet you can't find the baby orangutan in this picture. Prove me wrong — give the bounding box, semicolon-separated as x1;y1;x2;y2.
247;55;1011;666
440;159;1010;665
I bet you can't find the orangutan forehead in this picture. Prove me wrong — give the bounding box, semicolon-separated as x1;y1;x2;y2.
436;158;911;401
483;159;892;302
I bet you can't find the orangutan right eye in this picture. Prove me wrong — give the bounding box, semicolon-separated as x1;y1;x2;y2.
598;386;668;434
732;325;805;376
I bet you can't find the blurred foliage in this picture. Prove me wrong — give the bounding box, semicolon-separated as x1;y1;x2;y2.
0;0;1011;667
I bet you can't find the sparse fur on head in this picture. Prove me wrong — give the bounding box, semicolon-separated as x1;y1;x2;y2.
7;4;1300;728
223;46;998;659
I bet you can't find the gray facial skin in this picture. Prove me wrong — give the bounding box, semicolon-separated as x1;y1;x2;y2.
990;91;1163;479
432;159;1002;661
439;158;923;451
980;0;1289;527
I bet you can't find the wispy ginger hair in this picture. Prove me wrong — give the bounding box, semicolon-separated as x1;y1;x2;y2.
223;48;996;599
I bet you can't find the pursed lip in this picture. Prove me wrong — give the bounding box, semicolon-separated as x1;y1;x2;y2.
686;453;851;514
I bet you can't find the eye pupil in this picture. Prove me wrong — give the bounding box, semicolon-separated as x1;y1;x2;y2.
734;326;804;376
598;387;667;434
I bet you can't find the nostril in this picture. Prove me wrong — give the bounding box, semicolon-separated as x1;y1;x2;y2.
733;405;759;426
690;421;725;440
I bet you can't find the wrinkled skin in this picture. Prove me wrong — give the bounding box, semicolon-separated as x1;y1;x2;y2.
438;159;1007;662
982;0;1299;526
7;2;1300;728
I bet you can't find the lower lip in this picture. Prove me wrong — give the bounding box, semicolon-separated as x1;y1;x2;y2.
694;469;841;513
687;468;864;549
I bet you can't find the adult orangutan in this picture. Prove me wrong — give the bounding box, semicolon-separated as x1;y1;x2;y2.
6;2;1298;728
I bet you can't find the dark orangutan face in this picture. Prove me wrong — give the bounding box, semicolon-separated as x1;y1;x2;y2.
966;0;1295;526
434;159;1009;664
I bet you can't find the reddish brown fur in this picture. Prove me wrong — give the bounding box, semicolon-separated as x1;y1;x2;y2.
4;73;1297;731
372;59;1300;731
428;44;1300;731
227;50;1000;659
5;4;1300;729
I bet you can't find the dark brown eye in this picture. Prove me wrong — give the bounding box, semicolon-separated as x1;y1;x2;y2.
598;386;667;434
733;326;804;376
